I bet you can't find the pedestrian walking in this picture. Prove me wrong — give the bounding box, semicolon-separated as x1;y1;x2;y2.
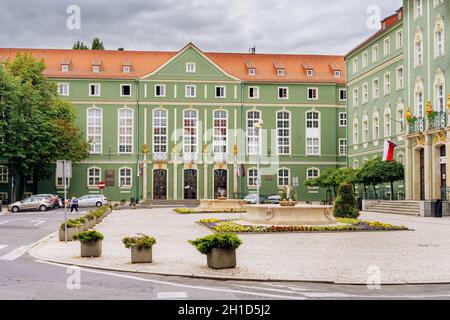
70;195;79;213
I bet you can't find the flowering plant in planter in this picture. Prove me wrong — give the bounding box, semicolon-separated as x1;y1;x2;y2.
73;230;104;242
189;233;242;255
122;233;156;249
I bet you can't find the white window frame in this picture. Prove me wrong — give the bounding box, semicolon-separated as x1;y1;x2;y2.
0;166;8;184
247;110;262;155
86;107;103;154
153;108;168;155
89;83;101;97
384;108;392;138
372;78;380;99
154;84;166;97
247;168;259;188
278;87;289;100
339;112;347;127
186;62;196;73
396;29;403;49
352;88;359;107
306;69;314;76
213;110;228;158
277;69;285;76
87;167;101;187
305;111;320;156
362;51;368;69
352;58;359;75
183;109;198;160
248;86;260;99
339;88;347;101
384;72;391;95
119;167;132;188
248;68;256;76
372;45;379;63
118;107;134;154
384;37;391;57
277;168;290;187
57;83;69;96
92;65;100;73
362;83;369;104
307;87;319;100
373;113;380;142
61;64;69;72
415;0;423;18
339;139;347;156
120;84;132;97
185;85;196;98
123;65;130;74
306;168;320;180
276;110;291;155
215;86;227;99
396;66;404;90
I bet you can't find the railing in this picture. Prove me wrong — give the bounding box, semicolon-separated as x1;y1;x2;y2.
213;153;227;163
441;186;450;201
408;117;425;134
428;112;447;131
152;153;168;162
183;153;198;163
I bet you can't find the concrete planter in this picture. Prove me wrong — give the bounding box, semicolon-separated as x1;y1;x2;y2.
206;248;237;269
130;246;153;264
80;240;102;257
58;227;79;242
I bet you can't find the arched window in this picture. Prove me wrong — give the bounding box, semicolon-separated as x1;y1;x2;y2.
414;29;424;67
277;168;290;186
87;107;102;154
87;167;101;186
353;118;359;146
415;78;424;117
362;115;369;143
396;102;404;135
373;112;380;141
119;167;132;187
247;111;261;155
384;106;392;137
276;111;290;155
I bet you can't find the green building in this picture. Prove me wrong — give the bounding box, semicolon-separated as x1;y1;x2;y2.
347;0;450;202
0;43;347;203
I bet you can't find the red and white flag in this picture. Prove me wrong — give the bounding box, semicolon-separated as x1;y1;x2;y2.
383;140;397;161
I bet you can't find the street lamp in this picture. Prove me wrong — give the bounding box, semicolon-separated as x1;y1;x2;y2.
254;119;264;204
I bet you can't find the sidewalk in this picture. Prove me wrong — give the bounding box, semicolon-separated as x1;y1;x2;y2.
30;208;450;284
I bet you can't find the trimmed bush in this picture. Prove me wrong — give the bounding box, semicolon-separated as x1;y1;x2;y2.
333;182;360;219
60;219;81;230
189;233;242;255
73;230;104;242
122;233;156;249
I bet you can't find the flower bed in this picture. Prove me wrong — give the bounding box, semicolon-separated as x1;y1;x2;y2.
175;208;246;214
197;218;410;234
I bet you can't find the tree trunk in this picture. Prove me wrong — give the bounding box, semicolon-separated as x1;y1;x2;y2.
390;181;394;200
373;184;377;199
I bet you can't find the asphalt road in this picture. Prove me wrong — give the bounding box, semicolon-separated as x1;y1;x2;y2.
1;208;450;300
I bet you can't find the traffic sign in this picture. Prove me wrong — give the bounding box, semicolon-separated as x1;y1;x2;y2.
98;182;106;190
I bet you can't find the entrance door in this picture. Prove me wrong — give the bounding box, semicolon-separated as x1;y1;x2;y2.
420;149;425;201
214;169;228;199
184;169;197;200
441;146;447;199
153;169;167;200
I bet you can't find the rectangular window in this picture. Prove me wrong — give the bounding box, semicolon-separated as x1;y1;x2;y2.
89;84;101;97
248;169;258;187
373;79;380;99
61;64;69;72
248;68;256;76
436;84;445;112
118;109;133;153
306;138;320;156
119;168;132;187
307;88;318;100
123;66;130;74
306;112;320;156
120;84;132;97
278;169;290;187
307;168;320;180
278;87;288;99
396;67;404;90
277;69;284;76
384;37;391;56
58;83;69;96
339;89;347;101
352;58;358;74
339;139;347;156
339;113;347;127
384;73;391;95
185;85;196;98
87;108;102;154
334;70;341;77
276;111;290;155
415;39;423;66
186;63;196;73
306;69;314;76
215;86;226;98
153;109;167;154
415;0;423;18
362;83;368;103
352;88;359;107
362;52;368;68
396;30;403;49
88;168;101;187
247;111;261;155
372;45;379;63
213;110;227;157
248;86;259;99
0;166;8;184
92;65;100;73
183;110;198;159
155;84;166;97
435;29;445;58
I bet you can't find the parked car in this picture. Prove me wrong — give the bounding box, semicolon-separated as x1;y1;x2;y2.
76;195;108;208
36;194;62;208
8;196;53;213
266;194;281;204
243;194;261;204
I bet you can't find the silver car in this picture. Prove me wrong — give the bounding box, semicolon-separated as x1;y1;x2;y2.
8;196;53;213
76;195;108;208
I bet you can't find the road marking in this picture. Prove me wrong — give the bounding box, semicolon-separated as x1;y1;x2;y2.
0;245;7;251
157;292;188;299
30;220;46;227
34;260;306;300
233;284;309;295
0;245;32;261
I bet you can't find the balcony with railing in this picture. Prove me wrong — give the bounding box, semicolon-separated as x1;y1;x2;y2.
428;112;447;131
408;117;425;135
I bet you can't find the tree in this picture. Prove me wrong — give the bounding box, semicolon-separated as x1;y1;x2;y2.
360;157;384;199
72;41;89;50
0;54;90;201
304;167;356;200
333;182;360;219
91;37;105;50
379;160;405;200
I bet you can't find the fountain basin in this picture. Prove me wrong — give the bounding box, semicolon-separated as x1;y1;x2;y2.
242;204;336;226
198;199;244;211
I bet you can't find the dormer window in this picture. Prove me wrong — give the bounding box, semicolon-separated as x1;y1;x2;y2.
61;64;69;72
273;62;285;77
92;58;101;73
306;69;314;76
92;65;100;73
186;63;196;73
245;61;256;76
123;66;130;73
277;69;284;76
249;68;256;76
334;71;341;77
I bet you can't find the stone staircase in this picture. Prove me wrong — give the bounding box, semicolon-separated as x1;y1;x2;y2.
150;200;200;207
362;200;422;216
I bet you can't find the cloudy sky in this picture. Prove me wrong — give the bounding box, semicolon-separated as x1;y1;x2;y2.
1;0;402;55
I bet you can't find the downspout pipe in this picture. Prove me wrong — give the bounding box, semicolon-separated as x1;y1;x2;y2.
136;79;140;203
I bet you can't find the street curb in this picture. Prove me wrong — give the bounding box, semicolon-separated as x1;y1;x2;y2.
28;234;450;285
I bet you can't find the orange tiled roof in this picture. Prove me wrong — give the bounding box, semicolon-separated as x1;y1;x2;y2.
0;46;345;83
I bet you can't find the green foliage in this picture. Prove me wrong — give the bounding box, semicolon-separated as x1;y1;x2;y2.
279;186;296;201
333;182;360;219
189;233;243;255
0;54;89;200
60;219;81;230
91;37;105;50
304;167;357;198
122;233;156;249
72;41;89;50
73;230;104;242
